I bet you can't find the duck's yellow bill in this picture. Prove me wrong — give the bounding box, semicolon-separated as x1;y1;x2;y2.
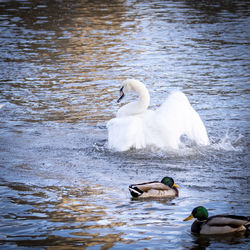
173;183;180;188
184;214;194;221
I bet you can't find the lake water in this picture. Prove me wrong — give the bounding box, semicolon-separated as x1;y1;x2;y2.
0;0;249;249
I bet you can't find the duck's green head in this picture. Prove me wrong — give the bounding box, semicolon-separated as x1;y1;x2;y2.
161;177;179;188
184;206;209;221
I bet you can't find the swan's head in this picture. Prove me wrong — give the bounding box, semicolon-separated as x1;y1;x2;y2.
117;79;141;103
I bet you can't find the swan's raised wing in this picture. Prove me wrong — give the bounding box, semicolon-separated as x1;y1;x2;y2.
157;91;209;146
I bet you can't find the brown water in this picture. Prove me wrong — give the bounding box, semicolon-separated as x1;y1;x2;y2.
0;0;250;249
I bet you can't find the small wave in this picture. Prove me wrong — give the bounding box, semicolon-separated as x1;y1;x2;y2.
210;132;244;152
0;104;5;109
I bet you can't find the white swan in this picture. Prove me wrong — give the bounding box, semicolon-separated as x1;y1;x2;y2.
107;79;209;151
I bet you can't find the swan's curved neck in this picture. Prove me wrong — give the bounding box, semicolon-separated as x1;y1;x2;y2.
134;82;150;111
117;80;150;117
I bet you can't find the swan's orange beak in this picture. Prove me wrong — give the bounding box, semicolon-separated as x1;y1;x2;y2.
117;86;124;103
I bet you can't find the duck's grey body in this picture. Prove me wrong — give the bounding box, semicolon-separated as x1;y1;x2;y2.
129;181;178;198
191;214;250;235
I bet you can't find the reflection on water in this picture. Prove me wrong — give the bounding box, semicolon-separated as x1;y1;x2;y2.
0;0;249;249
0;0;133;124
0;180;129;248
189;231;250;250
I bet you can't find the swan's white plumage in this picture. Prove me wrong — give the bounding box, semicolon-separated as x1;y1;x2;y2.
107;79;209;151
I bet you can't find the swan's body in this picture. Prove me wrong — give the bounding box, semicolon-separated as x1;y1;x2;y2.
107;79;209;151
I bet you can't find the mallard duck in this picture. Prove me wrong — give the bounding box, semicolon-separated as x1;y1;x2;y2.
129;176;179;198
184;206;250;235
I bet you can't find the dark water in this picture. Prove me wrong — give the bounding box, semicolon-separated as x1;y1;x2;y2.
0;0;250;249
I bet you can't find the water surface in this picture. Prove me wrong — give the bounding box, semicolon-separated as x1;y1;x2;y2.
0;0;250;249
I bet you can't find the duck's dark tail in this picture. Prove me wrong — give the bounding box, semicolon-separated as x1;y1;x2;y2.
245;217;250;230
128;185;143;198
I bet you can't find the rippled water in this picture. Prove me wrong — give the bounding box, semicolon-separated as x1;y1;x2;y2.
0;0;250;249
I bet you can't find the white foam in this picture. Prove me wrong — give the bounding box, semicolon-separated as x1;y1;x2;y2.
211;132;243;152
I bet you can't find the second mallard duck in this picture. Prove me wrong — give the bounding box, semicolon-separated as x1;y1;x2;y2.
184;206;250;235
129;176;179;198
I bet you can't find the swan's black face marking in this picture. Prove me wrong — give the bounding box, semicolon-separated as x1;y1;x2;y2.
117;86;125;103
